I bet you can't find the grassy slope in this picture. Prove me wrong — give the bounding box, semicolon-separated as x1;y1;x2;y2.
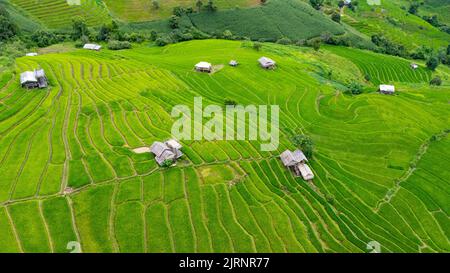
188;0;345;40
8;0;110;29
0;40;448;252
104;0;260;22
335;0;450;50
125;0;347;42
0;0;42;32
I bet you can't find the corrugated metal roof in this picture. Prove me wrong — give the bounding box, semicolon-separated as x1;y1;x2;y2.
195;62;212;69
258;57;276;66
83;44;102;50
20;71;37;85
379;84;395;92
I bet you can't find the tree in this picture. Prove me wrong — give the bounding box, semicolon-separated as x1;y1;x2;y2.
0;15;17;42
447;44;450;55
205;0;217;12
348;0;358;12
97;24;111;41
169;15;180;29
71;16;89;40
331;12;341;23
31;30;58;47
309;0;324;10
222;29;233;40
173;6;185;16
152;0;160;10
292;135;314;159
408;2;420;15
150;30;158;41
338;0;345;8
422;15;440;27
426;56;439;71
429;76;442;86
196;0;203;12
308;38;321;51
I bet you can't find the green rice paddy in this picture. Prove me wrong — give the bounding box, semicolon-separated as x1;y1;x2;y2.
0;40;448;252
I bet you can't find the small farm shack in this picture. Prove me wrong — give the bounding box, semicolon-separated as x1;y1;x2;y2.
297;163;314;181
258;57;276;69
410;63;418;70
26;53;38;57
20;69;48;89
229;60;238;67
379;84;395;95
280;149;314;181
195;62;212;73
150;139;183;166
83;43;102;51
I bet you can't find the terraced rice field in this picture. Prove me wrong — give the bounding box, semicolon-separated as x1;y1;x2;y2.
326;46;432;85
9;0;110;28
0;40;449;252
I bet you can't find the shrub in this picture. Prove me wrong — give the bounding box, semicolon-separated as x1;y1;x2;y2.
331;12;341;23
426;56;439;71
277;37;292;45
253;42;262;51
204;0;217;12
347;81;363;95
429;76;442;86
291;134;314;159
222;29;233;40
408;2;420;15
309;0;324;10
307;38;321;51
155;35;172;46
326;194;335;204
173;6;185;16
107;40;131;50
150;30;158;41
152;0;160;10
161;159;174;168
190;27;211;39
169;15;180;29
224;98;237;106
127;32;146;43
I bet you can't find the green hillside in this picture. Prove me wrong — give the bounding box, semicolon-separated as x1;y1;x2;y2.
0;40;448;252
8;0;110;29
188;0;345;41
104;0;259;22
337;0;450;50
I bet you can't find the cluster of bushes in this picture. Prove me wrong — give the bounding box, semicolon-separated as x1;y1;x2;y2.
371;34;407;57
346;81;364;95
263;32;356;51
107;40;131;50
154;27;211;46
411;44;450;71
